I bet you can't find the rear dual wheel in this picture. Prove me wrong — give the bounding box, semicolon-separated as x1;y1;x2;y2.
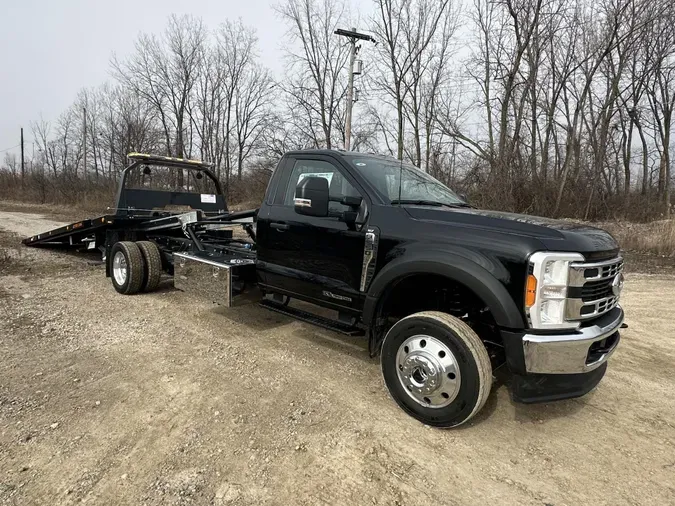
137;241;162;292
110;241;162;294
381;311;492;428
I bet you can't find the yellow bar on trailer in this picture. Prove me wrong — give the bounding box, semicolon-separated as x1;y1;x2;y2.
127;152;211;167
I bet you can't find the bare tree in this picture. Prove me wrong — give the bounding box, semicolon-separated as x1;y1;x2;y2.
372;0;452;161
644;6;675;216
234;64;275;179
113;14;206;159
217;20;258;183
2;153;18;177
278;0;350;149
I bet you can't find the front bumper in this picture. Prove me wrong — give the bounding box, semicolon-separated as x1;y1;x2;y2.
500;306;623;404
521;306;623;374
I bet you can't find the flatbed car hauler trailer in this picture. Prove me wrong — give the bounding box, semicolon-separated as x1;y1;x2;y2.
23;153;260;300
25;151;625;428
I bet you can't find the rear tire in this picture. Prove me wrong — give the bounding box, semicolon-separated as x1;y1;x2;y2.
110;241;145;295
381;311;492;428
137;241;162;292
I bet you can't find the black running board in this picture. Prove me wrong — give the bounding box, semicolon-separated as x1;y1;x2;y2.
259;300;364;336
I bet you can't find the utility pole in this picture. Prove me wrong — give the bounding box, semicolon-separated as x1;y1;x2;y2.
345;40;356;151
20;127;25;184
82;107;87;178
335;28;375;151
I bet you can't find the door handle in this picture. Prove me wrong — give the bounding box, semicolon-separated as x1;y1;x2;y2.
271;222;289;231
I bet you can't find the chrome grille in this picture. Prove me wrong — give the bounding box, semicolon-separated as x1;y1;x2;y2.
569;257;623;287
567;257;623;321
580;279;614;301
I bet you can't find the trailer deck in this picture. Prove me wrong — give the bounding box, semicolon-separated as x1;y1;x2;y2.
23;215;139;248
21;154;259;304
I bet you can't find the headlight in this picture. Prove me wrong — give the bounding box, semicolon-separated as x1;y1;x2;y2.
526;252;584;329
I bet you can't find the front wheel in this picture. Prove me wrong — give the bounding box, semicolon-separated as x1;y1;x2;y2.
381;311;492;428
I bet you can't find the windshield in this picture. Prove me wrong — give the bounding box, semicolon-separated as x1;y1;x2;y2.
348;156;465;206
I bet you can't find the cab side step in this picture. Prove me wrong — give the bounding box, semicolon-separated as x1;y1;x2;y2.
259;300;365;336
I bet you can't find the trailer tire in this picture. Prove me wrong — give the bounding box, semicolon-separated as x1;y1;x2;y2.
381;311;492;428
137;241;162;292
110;241;146;295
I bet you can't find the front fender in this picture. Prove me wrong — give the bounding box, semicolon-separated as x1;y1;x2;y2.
363;250;525;329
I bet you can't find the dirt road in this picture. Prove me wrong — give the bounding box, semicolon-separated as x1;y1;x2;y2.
1;207;674;505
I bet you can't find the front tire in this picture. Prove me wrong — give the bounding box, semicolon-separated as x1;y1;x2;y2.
381;311;492;428
110;241;146;295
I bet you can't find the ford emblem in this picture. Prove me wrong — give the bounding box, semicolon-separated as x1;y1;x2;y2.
611;273;624;296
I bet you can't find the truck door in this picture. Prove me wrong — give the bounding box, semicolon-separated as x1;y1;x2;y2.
257;155;367;312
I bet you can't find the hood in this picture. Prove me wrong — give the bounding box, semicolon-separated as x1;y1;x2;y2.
405;207;619;260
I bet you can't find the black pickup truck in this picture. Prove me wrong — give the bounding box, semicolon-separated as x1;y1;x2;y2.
25;151;624;428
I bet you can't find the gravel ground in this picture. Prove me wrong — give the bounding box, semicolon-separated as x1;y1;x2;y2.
0;205;674;506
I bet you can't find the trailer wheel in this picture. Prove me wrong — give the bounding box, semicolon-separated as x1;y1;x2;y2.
110;241;146;295
380;311;492;428
137;241;162;292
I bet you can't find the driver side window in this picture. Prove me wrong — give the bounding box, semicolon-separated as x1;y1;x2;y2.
282;159;359;213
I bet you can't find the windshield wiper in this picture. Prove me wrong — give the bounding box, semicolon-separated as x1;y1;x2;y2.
390;199;470;208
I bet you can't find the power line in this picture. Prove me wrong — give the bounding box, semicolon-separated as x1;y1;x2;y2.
0;144;20;154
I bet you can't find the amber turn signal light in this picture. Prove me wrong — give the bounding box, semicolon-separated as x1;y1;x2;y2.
525;275;537;308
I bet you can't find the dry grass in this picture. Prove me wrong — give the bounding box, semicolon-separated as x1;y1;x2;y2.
0;231;21;274
596;220;675;257
0;249;12;266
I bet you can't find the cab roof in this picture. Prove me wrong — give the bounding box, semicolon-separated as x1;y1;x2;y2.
283;149;399;164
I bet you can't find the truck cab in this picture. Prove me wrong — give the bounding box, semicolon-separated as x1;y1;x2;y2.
255;150;624;427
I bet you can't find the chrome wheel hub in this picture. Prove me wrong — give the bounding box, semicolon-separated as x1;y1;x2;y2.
112;251;128;286
396;335;461;408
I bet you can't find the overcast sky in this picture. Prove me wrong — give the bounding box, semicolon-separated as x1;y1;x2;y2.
1;0;372;160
